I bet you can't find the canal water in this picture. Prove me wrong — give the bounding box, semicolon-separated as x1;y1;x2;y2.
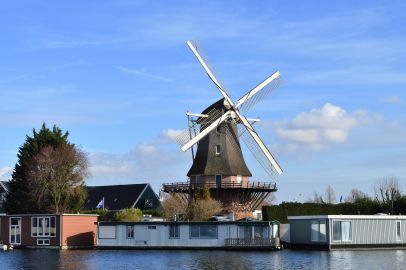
0;249;405;270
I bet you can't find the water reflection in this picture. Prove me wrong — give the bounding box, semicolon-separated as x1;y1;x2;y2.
1;249;406;270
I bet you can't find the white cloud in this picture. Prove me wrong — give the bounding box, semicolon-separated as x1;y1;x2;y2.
0;166;12;181
87;130;189;190
383;96;402;104
274;103;378;150
161;129;184;142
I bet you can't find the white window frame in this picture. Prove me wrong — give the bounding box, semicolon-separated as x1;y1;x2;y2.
396;221;401;242
332;220;352;242
37;239;50;246
9;217;21;245
31;216;56;237
215;145;221;155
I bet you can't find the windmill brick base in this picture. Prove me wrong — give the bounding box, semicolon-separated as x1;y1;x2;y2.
162;179;277;219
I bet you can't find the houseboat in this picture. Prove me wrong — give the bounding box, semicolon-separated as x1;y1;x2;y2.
287;215;406;250
97;220;281;250
0;214;97;249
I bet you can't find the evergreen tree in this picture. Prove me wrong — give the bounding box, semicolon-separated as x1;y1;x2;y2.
4;123;87;214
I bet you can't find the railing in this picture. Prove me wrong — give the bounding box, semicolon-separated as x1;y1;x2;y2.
162;181;277;191
225;238;277;247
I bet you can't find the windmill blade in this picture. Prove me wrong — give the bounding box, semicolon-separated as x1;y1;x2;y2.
238;125;277;178
235;110;283;175
181;110;232;152
186;40;235;107
236;71;282;112
175;107;224;147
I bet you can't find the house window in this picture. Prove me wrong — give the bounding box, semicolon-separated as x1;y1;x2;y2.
37;239;50;246
311;220;326;242
254;226;267;239
396;221;401;241
32;217;56;237
148;225;156;230
239;226;252;239
145;199;153;207
333;220;352;241
190;225;217;239
169;225;180;239
127;226;134;238
215;145;221;155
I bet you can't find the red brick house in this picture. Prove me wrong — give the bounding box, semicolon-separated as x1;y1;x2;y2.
0;214;97;249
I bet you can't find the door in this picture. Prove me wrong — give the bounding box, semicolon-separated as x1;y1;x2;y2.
10;217;21;245
215;175;222;188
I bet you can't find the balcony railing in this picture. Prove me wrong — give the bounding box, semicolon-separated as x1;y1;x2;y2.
225;238;279;248
162;181;277;191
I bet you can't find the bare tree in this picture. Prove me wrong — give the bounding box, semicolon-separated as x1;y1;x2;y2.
260;193;277;207
325;185;336;204
27;145;88;213
308;191;324;204
188;198;222;221
161;194;188;220
374;176;401;214
345;188;369;202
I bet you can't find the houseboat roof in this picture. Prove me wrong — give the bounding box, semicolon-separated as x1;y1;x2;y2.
99;220;279;226
288;215;406;220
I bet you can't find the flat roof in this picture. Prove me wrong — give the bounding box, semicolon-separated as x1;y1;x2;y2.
99;220;278;226
288;215;406;220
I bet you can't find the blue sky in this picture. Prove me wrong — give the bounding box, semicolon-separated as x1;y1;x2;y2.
1;1;406;202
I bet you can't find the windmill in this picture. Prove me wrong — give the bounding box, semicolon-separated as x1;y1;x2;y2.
163;40;283;219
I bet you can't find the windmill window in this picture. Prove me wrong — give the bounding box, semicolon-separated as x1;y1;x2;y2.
215;145;221;155
237;175;242;184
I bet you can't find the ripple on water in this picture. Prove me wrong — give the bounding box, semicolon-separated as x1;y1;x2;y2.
1;249;406;270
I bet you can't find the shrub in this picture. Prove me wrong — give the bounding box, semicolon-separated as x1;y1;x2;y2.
113;208;143;222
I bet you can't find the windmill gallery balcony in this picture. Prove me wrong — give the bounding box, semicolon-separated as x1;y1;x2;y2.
162;181;277;193
162;180;277;214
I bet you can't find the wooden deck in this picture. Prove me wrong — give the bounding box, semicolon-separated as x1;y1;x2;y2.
225;238;281;250
162;181;277;193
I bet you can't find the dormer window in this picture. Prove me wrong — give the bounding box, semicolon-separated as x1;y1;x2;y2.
215;145;221;155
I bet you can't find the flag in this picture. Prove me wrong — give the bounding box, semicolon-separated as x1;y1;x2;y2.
96;197;104;209
339;195;343;203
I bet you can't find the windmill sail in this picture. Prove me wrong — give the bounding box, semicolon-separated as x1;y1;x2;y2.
237;71;282;113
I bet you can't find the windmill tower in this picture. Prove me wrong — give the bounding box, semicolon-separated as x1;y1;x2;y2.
163;41;283;219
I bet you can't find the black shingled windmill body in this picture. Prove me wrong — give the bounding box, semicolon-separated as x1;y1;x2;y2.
163;41;283;219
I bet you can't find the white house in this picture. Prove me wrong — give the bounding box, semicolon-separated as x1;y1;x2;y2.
97;221;280;250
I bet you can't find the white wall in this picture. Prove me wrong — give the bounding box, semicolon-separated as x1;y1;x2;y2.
98;223;271;247
280;224;290;243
